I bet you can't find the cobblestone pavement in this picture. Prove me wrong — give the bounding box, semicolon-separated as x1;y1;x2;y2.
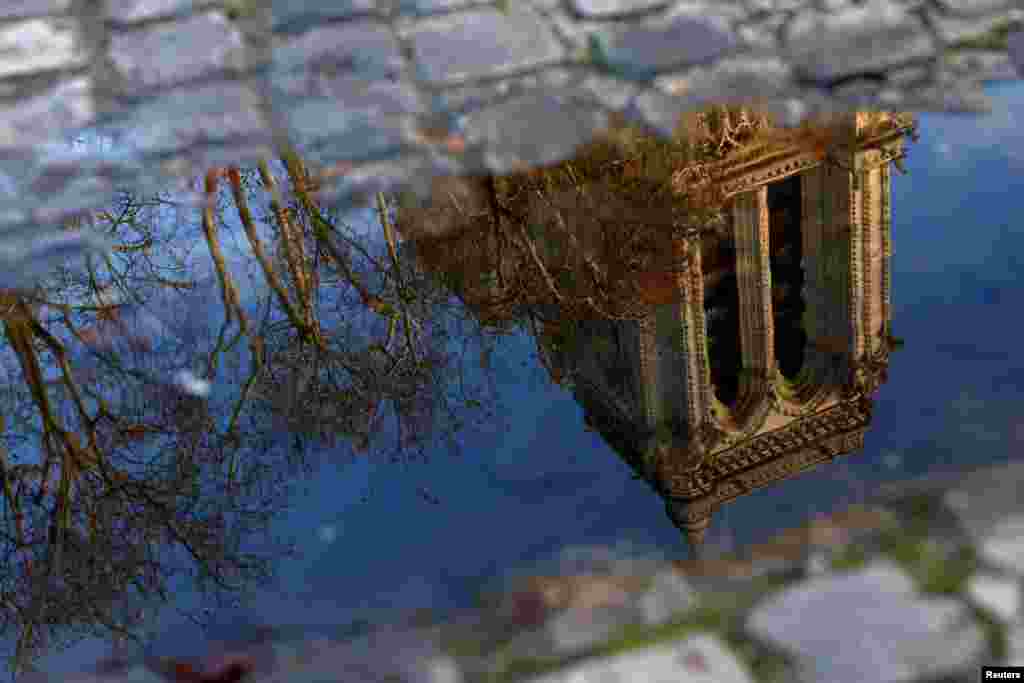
30;458;1024;682
1;0;1023;282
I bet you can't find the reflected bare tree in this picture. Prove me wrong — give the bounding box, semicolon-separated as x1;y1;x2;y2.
0;183;314;679
388;111;737;385
0;137;509;678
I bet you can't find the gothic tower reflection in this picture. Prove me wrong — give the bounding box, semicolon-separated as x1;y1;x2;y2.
540;112;914;551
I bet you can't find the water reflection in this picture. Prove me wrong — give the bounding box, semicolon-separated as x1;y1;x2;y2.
0;104;921;676
0;148;502;676
396;108;914;549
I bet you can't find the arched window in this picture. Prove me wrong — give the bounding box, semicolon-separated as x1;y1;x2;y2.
702;231;741;408
768;175;807;380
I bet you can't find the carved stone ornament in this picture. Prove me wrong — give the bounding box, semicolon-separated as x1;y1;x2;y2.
657;397;873;501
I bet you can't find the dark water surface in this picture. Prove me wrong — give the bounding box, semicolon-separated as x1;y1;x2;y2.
8;82;1024;678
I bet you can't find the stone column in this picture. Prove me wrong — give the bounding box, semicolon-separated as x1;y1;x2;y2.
802;162;855;364
880;158;893;346
844;150;866;361
732;188;774;378
860;149;885;355
635;237;709;440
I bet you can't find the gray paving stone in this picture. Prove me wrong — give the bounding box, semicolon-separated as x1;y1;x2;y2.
271;0;378;33
654;56;795;106
746;560;988;683
273;19;405;78
107;0;212;23
108;12;247;91
1007;30;1024;74
932;12;1015;44
118;79;272;162
877;72;992;112
967;572;1021;624
945;50;1020;82
1007;622;1024;665
577;72;639;110
544;604;640;654
0;0;74;20
978;516;1024;577
525;633;755;683
0;0;1020;285
0;17;86;80
638;569;697;626
944;461;1024;568
940;0;1023;16
395;0;480;19
586;7;739;79
462;92;609;174
0;76;93;150
785;3;934;84
569;0;672;20
434;67;578;117
400;7;565;85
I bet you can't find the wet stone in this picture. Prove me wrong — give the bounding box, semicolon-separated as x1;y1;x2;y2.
744;0;810;11
626;88;700;137
654;56;795;106
0;76;93;151
1008;623;1024;665
967;572;1022;624
0;0;1016;244
944;50;1020;83
462;92;608;174
878;73;992;113
785;3;934;84
526;633;755;683
20;156;124;218
276;72;424;117
637;569;697;626
735;12;788;51
116;80;271;161
272;19;405;79
943;460;1024;566
568;0;671;20
577;72;639;110
745;560;988;683
587;7;739;80
1007;30;1024;75
433;67;578;118
394;0;481;19
0;229;111;290
107;0;210;23
0;0;74;20
313;154;448;209
544;604;640;654
283;103;410;165
977;516;1024;577
0;17;84;80
400;7;565;85
931;12;1016;45
940;0;1023;16
108;12;247;92
271;0;378;33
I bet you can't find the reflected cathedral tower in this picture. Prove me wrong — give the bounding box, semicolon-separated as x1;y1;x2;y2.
537;112;914;550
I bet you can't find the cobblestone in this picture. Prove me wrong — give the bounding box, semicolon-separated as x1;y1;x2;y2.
0;0;1021;277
